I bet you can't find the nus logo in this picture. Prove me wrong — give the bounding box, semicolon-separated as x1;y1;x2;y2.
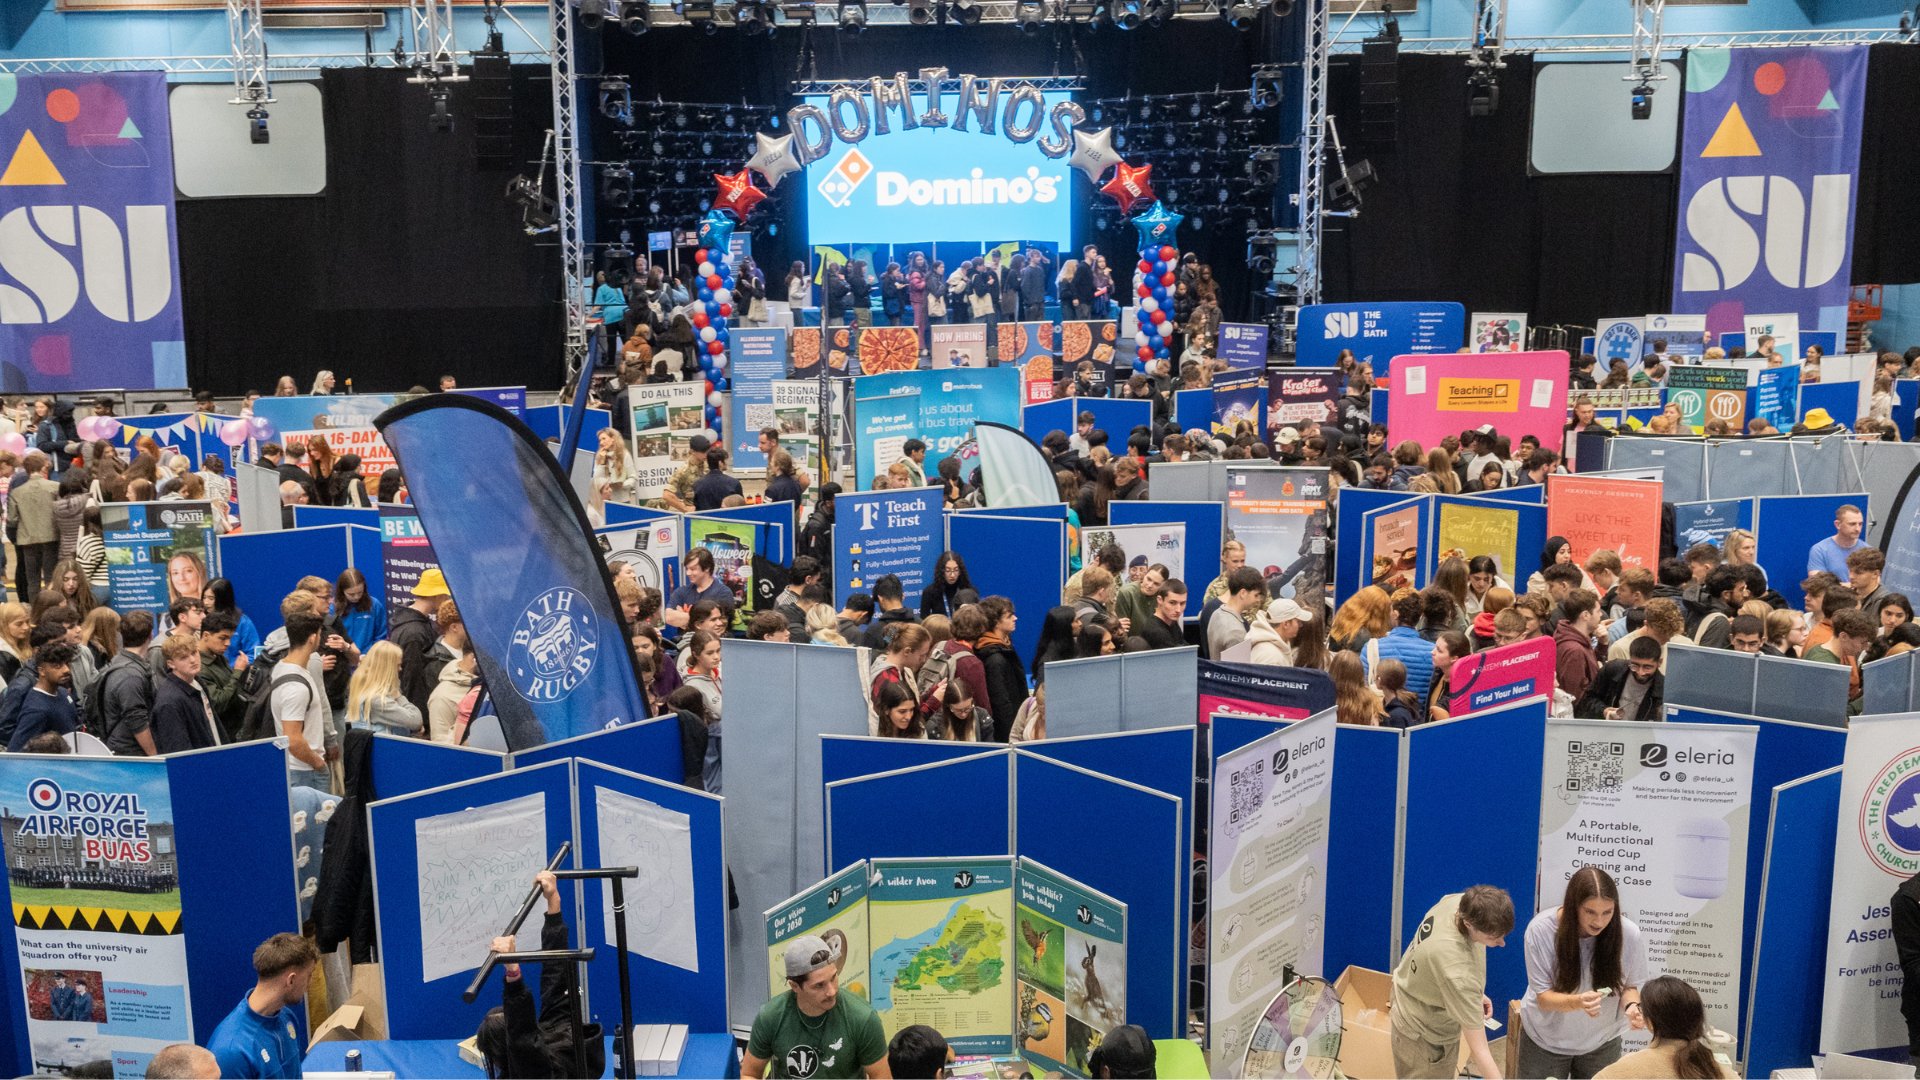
1679;174;1851;292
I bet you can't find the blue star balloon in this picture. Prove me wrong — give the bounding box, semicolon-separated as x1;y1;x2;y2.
696;209;737;255
1131;201;1184;250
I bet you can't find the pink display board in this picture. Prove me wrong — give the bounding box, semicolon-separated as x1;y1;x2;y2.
1384;350;1571;451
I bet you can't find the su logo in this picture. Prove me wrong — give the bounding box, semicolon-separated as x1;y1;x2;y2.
0;205;174;324
1322;310;1358;338
1679;173;1851;293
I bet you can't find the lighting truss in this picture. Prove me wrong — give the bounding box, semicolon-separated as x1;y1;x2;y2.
225;0;273;118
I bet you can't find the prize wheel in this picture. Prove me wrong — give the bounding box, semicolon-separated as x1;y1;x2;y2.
605;548;663;592
1237;974;1343;1079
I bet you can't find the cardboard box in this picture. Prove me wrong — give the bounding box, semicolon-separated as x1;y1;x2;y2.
1333;965;1472;1079
310;963;388;1046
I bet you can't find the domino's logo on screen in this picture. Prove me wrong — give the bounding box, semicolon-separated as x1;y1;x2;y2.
817;149;874;209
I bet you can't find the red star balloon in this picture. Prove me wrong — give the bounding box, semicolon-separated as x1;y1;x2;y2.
1100;161;1155;214
713;169;768;218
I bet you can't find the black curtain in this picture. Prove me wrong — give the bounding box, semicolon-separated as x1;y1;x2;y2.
178;67;561;394
1850;42;1920;287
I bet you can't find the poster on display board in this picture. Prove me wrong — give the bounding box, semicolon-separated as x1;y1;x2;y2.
868;857;1017;1055
1821;714;1920;1055
1538;718;1756;1049
1671;499;1753;552
629;383;707;501
1545;474;1663;569
1596;318;1646;371
1470;312;1528;352
727;328;790;471
594;517;681;596
1197;660;1335;723
856;327;923;376
1293;302;1465;372
1644;314;1709;358
379;503;437;611
855;392;920;491
1208;711;1334;1070
1015;859;1128;1078
1446;636;1554;716
1023;356;1056;405
1224;467;1330;603
1080;523;1186;588
789;326;856;379
1745;313;1800;361
1755;366;1800;431
0;757;195;1075
932;324;990;368
1367;501;1423;594
1266;371;1340;428
1665;366;1749;434
1212;377;1265;440
765;861;872;1001
685;518;763;621
832;487;942;609
854;368;1021;490
1434;500;1520;585
283;426;394;481
1217;323;1269;372
996;322;1055;368
1385;351;1571;452
101;502;215;616
1061;321;1122;371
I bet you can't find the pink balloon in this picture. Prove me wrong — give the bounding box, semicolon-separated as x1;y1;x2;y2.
219;419;251;447
0;433;24;456
93;416;120;441
74;416;98;442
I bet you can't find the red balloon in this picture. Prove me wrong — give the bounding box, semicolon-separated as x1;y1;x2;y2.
706;380;715;394
692;313;710;328
1137;259;1152;274
707;341;725;356
1149;310;1167;325
1159;245;1177;262
1137;347;1153;361
1136;284;1151;299
695;248;710;263
718;304;734;318
1160;272;1176;286
706;275;723;290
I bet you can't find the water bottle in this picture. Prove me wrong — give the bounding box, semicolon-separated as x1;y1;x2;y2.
345;1049;362;1072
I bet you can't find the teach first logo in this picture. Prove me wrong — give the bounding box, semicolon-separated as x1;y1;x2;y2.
1679;174;1851;292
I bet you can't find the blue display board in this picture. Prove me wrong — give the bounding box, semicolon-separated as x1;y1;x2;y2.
821;734;994;789
1325;724;1402;978
1743;767;1842;1078
1754;492;1869;609
511;715;684;785
853;368;1020;488
701;501;797;566
949;511;1066;666
1174;387;1214;435
1020;396;1153;447
216;524;356;635
727;327;791;471
1334;486;1418;607
1672;498;1754;551
1110;500;1223;619
1294;302;1466;371
1217;322;1270;371
292;505;381;530
832;486;942;609
369;733;504;800
1755;366;1800;432
1797;379;1860;428
826;750;1012;869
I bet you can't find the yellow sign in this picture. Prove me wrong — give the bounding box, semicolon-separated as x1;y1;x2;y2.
1435;378;1521;412
1436;503;1520;584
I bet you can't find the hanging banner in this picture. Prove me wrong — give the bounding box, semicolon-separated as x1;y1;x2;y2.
1434;500;1521;584
1212;376;1265;440
0;757;195;1073
1596;318;1646;372
868;857;1017;1056
1545;474;1664;569
1217;323;1270;372
1755;365;1801;431
1386;350;1571;452
1267;371;1341;428
1015;858;1128;1078
379;502;437;611
765;861;872;1001
101;501;215;616
832;486;942;608
1447;636;1554;716
0;73;184;392
933;324;990;368
1671;498;1754;552
1470;313;1528;353
1821;714;1920;1055
629;382;708;501
727;327;791;472
282;426;396;482
1224;467;1330;604
1539;718;1757;1047
1197;660;1335;723
594;517;681;596
1061;320;1121;372
1644;314;1709;358
1665;366;1750;434
1208;710;1335;1071
1294;302;1465;372
250;393;409;446
1672;47;1868;340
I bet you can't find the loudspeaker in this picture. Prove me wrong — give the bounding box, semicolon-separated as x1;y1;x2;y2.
472;53;515;169
1358;39;1399;146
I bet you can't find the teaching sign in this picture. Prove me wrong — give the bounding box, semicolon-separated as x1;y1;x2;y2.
832;486;942;608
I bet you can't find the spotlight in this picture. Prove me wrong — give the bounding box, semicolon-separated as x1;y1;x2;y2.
1225;0;1258;28
780;0;817;21
910;0;936;23
598;77;633;124
507;174;559;234
1187;100;1202;119
246;105;269;145
1089;104;1104;122
724;110;739;127
1250;72;1282;108
1267;0;1292;12
949;0;981;25
1113;130;1126;149
1467;74;1498;118
1113;0;1141;29
428;85;453;133
1015;0;1045;31
701;137;714;154
648;196;663;213
679;0;718;30
734;0;771;31
839;0;866;29
1247;231;1279;274
1137;100;1152;120
674;107;690;127
619;0;651;32
1064;0;1097;20
1190;214;1204;230
580;0;610;28
1216;185;1229;202
1630;81;1654;120
1248;148;1278;185
1188;159;1202;175
1327;158;1374;211
602;164;634;208
1145;0;1171;25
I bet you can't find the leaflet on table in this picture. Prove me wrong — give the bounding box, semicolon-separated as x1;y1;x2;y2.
380;503;438;610
101;502;217;617
1015;859;1127;1078
628;383;708;501
765;862;873;1000
868;857;1017;1055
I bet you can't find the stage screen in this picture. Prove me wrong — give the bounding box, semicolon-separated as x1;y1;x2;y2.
804;90;1074;250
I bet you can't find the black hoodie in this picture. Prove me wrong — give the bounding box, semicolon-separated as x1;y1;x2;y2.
315;729;378;963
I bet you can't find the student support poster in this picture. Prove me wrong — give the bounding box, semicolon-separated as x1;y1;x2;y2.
1538;719;1756;1046
1015;859;1127;1077
379;502;438;611
1434;500;1520;585
100;502;215;616
1208;710;1334;1072
1266;371;1341;428
765;862;872;1001
932;324;990;368
1666;366;1749;434
1217;323;1270;372
0;757;194;1076
1671;499;1753;552
1224;467;1330;603
1080;524;1186;588
629;382;707;501
1545;474;1664;569
868;857;1016;1055
832;487;942;608
1820;714;1920;1055
726;327;790;472
1447;637;1554;716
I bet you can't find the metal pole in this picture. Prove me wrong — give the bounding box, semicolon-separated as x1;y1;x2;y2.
611;876;637;1080
462;842;572;1003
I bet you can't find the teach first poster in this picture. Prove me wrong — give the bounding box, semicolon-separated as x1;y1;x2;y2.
1208;710;1335;1074
1821;714;1920;1055
1538;719;1756;1046
0;757;194;1076
832;487;942;609
1015;859;1127;1078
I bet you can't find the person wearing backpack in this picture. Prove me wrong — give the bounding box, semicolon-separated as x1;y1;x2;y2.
274;607;332;793
100;611;158;756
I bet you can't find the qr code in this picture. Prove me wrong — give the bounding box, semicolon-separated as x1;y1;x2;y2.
1564;740;1625;792
1226;763;1267;827
744;404;775;431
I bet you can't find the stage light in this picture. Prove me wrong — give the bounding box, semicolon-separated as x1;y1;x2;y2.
1113;0;1142;29
580;0;610;28
1467;74;1498;118
910;0;936;23
1327;158;1374;211
428;85;453;133
950;0;982;25
648;196;663;213
1630;81;1654;120
651;138;666;155
724;110;739;127
1267;0;1292;12
674;167;687;183
680;0;719;30
619;0;651;32
507;174;559;234
699;196;712;211
1250;72;1282;108
602;164;635;208
246;105;269;145
839;0;867;29
1113;130;1126;149
780;0;817;21
1248;148;1278;186
1225;0;1258;28
1065;0;1098;20
1137;100;1152;120
674;107;690;127
1188;159;1202;175
1217;185;1229;202
1189;214;1204;230
734;0;772;31
1162;130;1177;148
701;137;714;154
1144;0;1171;25
1214;127;1230;146
1089;104;1105;122
599;78;633;123
1015;0;1045;31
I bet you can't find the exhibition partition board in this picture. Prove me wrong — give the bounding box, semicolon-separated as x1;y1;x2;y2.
948;513;1068;667
1605;438;1708;503
1798;380;1860;429
510;715;687;786
1109;501;1225;619
1789;435;1864;495
1401;697;1548;1013
1359;497;1427;595
1666;644;1759;717
956;503;1070;523
1744;767;1843;1078
523;404;612;445
1013;752;1186;1041
821;734;993;794
347;525;382;599
1755;492;1870;609
1146;460;1217;504
1430;494;1548;594
701;501;798;566
1752;654;1853;727
825;751;1013;870
368;732;504;801
1705;439;1799;499
236;462;281;533
1471;483;1545;506
1020;398;1152;449
1333;487;1418;607
368;760;578;1041
292;504;381;530
216;525;358;636
1174;387;1214;435
1862;651;1918;715
1044;650;1200;738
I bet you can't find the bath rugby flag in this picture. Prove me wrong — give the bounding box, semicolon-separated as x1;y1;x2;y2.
376;396;651;749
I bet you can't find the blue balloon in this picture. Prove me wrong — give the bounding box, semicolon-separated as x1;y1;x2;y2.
700;289;715;302
716;377;731;391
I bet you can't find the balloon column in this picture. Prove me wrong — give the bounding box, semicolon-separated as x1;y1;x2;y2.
689;209;740;439
1131;201;1185;374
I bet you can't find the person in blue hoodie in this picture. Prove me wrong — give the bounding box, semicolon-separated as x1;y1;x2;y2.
332;568;387;653
7;641;77;752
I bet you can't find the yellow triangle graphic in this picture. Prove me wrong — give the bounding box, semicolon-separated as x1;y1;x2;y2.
0;130;66;186
11;903;24;924
153;910;180;934
78;906;106;929
24;904;51;927
51;905;77;928
1702;103;1761;158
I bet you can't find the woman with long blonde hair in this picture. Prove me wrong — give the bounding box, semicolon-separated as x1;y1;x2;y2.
1330;585;1394;653
0;601;29;683
593;428;639;503
1330;651;1384;726
345;641;423;735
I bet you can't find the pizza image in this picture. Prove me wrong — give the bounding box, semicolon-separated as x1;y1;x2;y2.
1062;322;1093;365
1026;355;1054;386
1099;323;1117;344
1092;344;1115;363
998;324;1027;364
859;327;921;373
1034;322;1055;354
790;328;823;373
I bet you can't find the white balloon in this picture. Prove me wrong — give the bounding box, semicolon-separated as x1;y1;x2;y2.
701;427;720;442
1140;297;1159;313
1135;331;1151;349
708;392;724;409
714;288;733;306
698;261;716;277
710;354;728;373
699;327;718;343
1157;321;1174;338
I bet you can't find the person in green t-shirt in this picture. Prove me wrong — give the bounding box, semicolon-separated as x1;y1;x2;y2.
744;934;890;1079
1391;885;1516;1080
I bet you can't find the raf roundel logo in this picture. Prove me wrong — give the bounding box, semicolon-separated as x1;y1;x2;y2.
508;587;599;703
28;778;61;811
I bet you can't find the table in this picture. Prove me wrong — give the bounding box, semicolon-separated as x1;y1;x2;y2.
305;1033;738;1078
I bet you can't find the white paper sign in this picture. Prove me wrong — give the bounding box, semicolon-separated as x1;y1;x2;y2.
596;786;700;972
415;792;550;983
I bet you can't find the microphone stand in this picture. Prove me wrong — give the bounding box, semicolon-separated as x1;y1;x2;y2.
552;865;641;1080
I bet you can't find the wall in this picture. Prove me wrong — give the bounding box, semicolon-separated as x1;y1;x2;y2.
1877;285;1920;354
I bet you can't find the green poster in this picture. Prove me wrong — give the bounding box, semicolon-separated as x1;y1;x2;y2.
868;857;1016;1056
1015;858;1127;1078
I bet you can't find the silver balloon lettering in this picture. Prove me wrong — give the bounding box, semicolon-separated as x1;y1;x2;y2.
787;104;834;165
951;75;999;135
827;86;871;144
868;73;918;136
916;67;950;127
1036;101;1084;158
1001;84;1046;144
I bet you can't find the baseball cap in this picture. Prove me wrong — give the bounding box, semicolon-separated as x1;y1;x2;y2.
1266;597;1310;624
1277;427;1300;443
1088;1025;1155;1079
783;934;834;980
413;568;450;598
1473;423;1496;435
688;434;713;454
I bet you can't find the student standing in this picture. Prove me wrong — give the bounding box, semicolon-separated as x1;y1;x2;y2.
1518;867;1648;1079
207;934;318;1079
7;642;78;751
1392;885;1515;1080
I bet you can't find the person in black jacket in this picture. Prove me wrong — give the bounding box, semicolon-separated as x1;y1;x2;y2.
388;568;449;720
845;260;873;327
919;552;976;620
150;636;221;752
475;870;605;1080
973;596;1027;743
315;728;378;964
1574;634;1664;721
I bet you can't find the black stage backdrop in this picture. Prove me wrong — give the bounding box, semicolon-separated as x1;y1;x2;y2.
178;67;562;394
1850;43;1920;287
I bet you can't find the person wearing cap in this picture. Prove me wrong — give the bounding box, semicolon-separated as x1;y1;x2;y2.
658;434;712;514
1392;885;1516;1080
387;567;451;720
1088;1024;1156;1079
1244;597;1310;667
743;934;889;1079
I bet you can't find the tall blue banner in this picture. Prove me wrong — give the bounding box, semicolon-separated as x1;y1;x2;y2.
727;327;790;472
0;73;185;391
1671;47;1869;340
1755;365;1800;431
832;486;942;608
1216;322;1269;372
1294;302;1464;372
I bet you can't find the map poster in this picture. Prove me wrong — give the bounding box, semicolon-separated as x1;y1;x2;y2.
764;861;872;1002
868;857;1017;1055
1015;858;1127;1078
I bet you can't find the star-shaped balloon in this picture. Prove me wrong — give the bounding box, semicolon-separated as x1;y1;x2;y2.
713;168;768;218
1131;200;1185;250
746;131;800;189
1100;160;1155;214
696;209;737;256
1069;127;1122;183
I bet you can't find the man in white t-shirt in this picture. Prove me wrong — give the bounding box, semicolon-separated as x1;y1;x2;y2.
272;607;331;793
